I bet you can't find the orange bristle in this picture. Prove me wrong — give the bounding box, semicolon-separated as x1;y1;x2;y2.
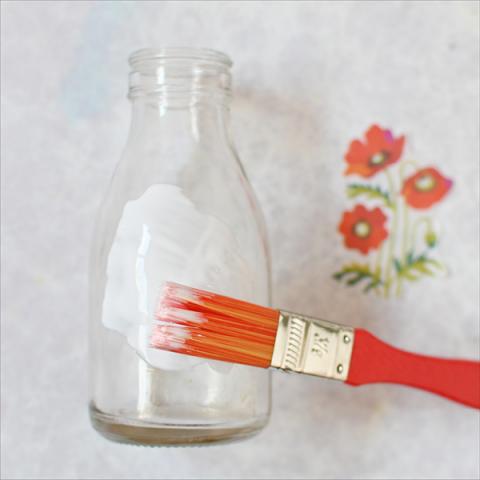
151;282;280;368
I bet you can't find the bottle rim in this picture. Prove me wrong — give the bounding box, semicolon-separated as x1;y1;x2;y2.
129;47;233;69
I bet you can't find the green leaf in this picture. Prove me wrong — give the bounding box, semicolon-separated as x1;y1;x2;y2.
364;278;382;292
347;273;365;286
394;253;443;283
412;262;433;275
333;263;383;292
393;259;402;273
403;271;420;281
346;184;394;208
406;251;414;265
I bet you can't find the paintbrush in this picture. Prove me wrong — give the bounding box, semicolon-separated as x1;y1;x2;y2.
151;282;480;409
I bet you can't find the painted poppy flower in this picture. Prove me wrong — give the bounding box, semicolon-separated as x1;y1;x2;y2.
338;205;388;254
345;125;405;177
402;167;453;209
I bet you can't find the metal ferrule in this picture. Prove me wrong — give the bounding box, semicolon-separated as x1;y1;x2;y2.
271;311;354;381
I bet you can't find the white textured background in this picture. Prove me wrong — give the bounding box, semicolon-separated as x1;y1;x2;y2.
2;1;479;479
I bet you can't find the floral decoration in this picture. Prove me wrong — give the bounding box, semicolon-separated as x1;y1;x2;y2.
402;167;453;209
338;205;388;255
344;125;405;178
334;124;453;297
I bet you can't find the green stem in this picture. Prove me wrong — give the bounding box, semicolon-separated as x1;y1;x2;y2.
373;242;385;295
394;160;419;297
401;202;409;260
374;241;384;276
410;217;433;252
384;170;398;298
396;200;409;297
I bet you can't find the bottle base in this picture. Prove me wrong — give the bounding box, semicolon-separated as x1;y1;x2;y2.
89;404;268;446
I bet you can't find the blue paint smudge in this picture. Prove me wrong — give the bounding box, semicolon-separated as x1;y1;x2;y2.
60;2;135;119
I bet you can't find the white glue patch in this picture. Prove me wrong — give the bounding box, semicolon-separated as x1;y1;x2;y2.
102;184;253;372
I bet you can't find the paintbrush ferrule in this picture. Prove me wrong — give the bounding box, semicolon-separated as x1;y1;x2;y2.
271;311;354;381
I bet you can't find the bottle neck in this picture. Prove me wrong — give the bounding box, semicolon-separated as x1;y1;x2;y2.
127;48;233;144
129;98;231;145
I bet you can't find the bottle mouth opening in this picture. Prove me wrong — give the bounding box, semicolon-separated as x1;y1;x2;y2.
128;48;232;104
129;47;233;69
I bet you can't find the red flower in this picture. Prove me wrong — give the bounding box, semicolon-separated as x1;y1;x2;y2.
345;125;405;177
402;167;453;209
338;205;388;254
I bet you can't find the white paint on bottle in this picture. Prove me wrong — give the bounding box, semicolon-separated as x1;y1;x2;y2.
102;184;254;372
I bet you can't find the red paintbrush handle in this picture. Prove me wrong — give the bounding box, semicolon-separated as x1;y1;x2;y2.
346;329;480;409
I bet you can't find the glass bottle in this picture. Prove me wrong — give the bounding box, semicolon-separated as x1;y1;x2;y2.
89;48;271;445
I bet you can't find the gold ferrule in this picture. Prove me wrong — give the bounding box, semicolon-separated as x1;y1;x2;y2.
270;311;354;381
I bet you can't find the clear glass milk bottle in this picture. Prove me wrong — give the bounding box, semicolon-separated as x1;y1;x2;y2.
89;48;271;445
